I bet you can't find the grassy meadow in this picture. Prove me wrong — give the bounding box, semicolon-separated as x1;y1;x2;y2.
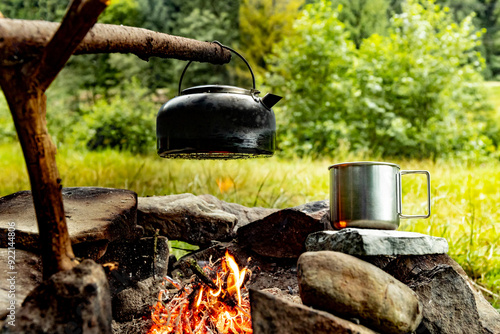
0;143;499;309
0;83;499;310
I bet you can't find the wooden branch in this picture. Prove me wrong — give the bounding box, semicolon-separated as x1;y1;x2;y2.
0;0;110;279
0;69;77;278
0;0;231;280
185;258;218;290
35;0;108;90
0;19;232;66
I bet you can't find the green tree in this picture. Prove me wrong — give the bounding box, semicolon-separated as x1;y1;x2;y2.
475;0;500;79
239;0;304;76
427;0;500;80
268;0;494;159
331;0;389;48
266;0;357;156
1;0;66;21
353;0;491;157
436;0;500;79
99;0;142;26
438;0;486;22
170;0;242;89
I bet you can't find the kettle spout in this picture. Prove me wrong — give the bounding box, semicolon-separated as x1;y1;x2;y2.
262;93;282;109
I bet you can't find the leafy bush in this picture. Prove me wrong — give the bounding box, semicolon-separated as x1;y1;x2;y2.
1;78;159;154
266;0;357;157
267;0;496;159
77;79;157;154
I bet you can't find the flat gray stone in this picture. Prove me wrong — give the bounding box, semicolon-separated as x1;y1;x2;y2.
306;228;448;256
112;277;164;322
0;188;139;257
197;194;277;230
137;194;238;246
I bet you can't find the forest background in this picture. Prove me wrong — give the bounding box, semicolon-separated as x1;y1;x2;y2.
0;0;499;309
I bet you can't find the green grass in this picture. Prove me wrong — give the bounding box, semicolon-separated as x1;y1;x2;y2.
0;143;331;207
1;142;499;309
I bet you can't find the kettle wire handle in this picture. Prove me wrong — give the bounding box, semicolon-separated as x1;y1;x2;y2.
178;41;256;95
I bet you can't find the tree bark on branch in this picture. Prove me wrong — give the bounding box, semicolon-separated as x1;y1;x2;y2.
0;0;231;279
0;0;109;279
0;19;231;66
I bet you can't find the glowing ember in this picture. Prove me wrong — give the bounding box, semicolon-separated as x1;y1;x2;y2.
148;250;253;334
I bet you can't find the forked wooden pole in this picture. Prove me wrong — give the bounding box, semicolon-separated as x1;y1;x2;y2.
0;0;109;279
0;0;230;279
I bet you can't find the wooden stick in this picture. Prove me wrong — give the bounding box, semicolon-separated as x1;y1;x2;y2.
185;258;218;290
0;1;231;280
0;0;109;279
0;19;231;66
0;76;77;277
153;228;159;279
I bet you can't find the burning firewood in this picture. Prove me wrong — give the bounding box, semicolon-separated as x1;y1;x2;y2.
148;250;253;334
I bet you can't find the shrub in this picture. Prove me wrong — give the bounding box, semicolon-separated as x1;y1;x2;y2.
78;79;157;154
267;0;495;159
266;0;357;157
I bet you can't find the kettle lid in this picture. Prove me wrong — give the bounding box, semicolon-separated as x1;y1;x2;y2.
181;85;258;96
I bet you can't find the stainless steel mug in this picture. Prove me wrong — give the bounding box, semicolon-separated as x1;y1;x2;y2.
329;161;431;230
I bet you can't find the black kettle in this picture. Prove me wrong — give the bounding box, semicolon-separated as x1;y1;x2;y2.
156;43;282;159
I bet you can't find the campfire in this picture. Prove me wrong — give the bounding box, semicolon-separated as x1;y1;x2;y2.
148;250;253;334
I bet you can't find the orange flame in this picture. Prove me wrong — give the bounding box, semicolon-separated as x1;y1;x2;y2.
148;250;252;334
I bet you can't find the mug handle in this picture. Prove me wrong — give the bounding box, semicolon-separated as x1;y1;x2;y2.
398;170;431;219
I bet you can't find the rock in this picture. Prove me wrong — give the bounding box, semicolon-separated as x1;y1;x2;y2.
297;251;423;334
260;287;302;304
237;201;329;258
320;209;333;229
411;266;486;334
292;200;329;217
0;249;42;319
73;239;110;261
112;277;164;322
197;194;277;230
98;236;170;295
0;187;139;260
306;229;449;256
250;289;379;334
2;259;111;334
364;254;500;334
137;194;237;246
